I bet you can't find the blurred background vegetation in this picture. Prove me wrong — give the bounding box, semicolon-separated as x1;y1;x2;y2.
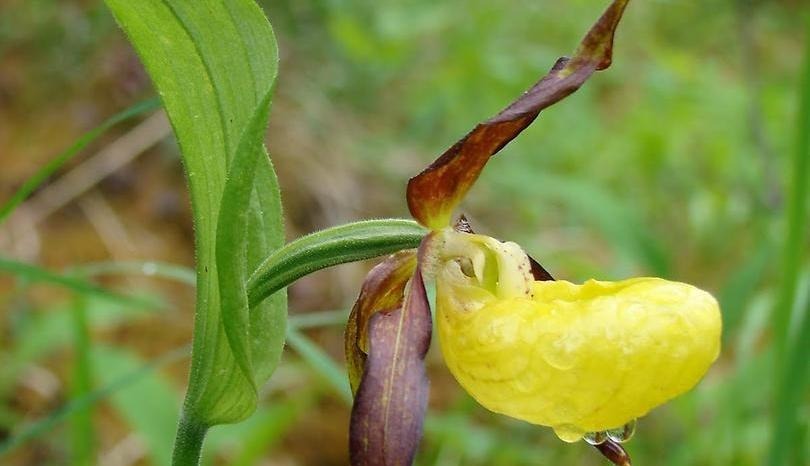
1;0;808;465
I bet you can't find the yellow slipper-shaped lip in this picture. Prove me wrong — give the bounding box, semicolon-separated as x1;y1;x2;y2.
434;232;722;442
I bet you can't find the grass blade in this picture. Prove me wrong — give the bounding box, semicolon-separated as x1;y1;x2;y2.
288;310;350;329
768;15;810;466
0;257;153;307
772;5;810;364
0;98;159;225
285;327;352;404
69;296;94;466
70;261;196;286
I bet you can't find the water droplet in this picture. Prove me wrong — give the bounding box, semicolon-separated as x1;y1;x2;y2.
583;430;608;445
553;424;584;443
541;336;580;370
606;419;636;443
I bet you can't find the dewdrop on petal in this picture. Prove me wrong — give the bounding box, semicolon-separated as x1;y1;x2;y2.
607;419;636;443
583;430;609;446
433;230;722;442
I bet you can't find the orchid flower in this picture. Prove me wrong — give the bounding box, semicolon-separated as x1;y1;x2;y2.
344;1;722;465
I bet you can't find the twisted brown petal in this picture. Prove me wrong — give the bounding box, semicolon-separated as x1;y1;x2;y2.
407;0;631;229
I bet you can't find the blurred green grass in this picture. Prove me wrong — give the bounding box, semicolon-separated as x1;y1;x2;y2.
0;0;808;465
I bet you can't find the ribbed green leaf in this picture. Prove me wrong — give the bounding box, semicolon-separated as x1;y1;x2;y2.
102;0;285;436
247;219;427;307
216;87;277;407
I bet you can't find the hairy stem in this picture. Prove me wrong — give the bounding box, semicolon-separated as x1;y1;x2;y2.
172;413;208;466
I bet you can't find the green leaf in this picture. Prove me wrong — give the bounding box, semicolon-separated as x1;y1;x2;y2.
247;219;427;308
93;346;182;466
0;346;189;458
0;98;160;226
102;0;286;431
216;87;277;412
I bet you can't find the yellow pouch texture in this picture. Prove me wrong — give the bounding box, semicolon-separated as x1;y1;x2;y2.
435;233;721;441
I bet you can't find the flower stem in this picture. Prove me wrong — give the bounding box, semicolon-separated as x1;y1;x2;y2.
172;413;208;466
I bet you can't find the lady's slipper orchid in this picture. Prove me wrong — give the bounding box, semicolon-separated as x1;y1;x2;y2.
344;1;722;465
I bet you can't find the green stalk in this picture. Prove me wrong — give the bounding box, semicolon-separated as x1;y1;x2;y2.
69;295;94;466
171;415;208;466
247;219;426;307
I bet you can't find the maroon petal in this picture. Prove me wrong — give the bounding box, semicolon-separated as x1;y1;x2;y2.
528;255;554;282
349;265;432;466
345;250;418;394
407;0;631;229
